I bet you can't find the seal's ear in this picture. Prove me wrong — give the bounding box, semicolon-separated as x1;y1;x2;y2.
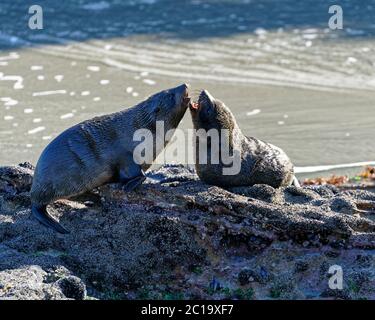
154;105;161;114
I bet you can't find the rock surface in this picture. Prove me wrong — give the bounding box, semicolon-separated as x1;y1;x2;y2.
0;163;374;300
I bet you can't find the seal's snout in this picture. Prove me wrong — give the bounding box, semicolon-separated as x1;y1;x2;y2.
199;90;212;103
194;89;214;111
174;83;189;96
174;83;191;107
181;83;189;96
189;89;207;112
198;90;205;104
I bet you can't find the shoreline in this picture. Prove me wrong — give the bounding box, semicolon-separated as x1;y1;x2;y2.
296;161;375;174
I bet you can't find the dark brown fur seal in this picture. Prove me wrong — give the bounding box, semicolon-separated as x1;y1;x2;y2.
189;90;298;188
31;84;191;234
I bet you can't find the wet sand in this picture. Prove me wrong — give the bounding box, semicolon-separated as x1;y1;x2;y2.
1;44;375;180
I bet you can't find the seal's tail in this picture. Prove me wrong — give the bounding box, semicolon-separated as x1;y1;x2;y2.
292;176;301;188
31;205;70;234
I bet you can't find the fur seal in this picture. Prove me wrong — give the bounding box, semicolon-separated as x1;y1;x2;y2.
31;84;191;234
189;90;299;188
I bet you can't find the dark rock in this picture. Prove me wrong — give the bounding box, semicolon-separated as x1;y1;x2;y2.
230;184;283;204
355;255;372;268
284;186;319;203
238;269;252;285
0;266;66;300
329;197;357;214
294;260;309;273
306;185;338;198
0;165;33;194
269;277;296;299
347;271;373;295
319;261;330;277
209;277;222;292
0;164;374;300
237;266;271;285
325;250;341;258
57;276;87;300
18;162;35;170
320;288;352;300
238;268;265;285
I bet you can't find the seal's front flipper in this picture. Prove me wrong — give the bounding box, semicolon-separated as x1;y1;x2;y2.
31;205;70;234
122;175;146;192
118;163;146;192
292;176;301;188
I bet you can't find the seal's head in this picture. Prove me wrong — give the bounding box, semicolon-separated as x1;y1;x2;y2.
190;90;236;133
138;83;191;133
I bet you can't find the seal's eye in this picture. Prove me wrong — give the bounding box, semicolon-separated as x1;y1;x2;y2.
155;106;161;113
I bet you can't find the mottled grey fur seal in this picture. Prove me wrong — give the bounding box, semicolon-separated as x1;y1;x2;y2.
31;84;191;234
190;90;298;188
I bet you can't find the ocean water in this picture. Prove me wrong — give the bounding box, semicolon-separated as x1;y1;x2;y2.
0;0;375;178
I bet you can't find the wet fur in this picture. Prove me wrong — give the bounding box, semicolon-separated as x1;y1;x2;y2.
190;90;295;188
31;85;189;232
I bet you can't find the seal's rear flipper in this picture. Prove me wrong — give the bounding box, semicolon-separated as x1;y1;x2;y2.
118;164;146;192
31;205;70;234
292;176;301;188
123;176;146;192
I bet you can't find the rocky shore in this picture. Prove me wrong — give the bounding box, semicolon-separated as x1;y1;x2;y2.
0;163;374;300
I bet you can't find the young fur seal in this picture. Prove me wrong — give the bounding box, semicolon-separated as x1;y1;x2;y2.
31;84;191;234
189;90;299;188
